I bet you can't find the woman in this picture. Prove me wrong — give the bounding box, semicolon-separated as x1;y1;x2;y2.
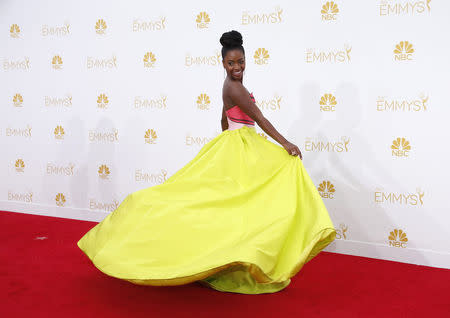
77;30;336;294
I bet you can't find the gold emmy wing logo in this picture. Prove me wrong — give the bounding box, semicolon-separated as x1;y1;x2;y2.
306;45;352;63
13;93;23;107
255;95;282;111
394;41;414;61
55;193;66;207
320;93;337;111
305;136;350;152
388;229;408;248
254;48;270;65
95;19;107;34
241;6;283;25
15;159;25;172
376;93;429;112
321;2;339;20
143;52;156;68
375;188;424;206
197;94;210;110
391;137;411;157
196;12;210;28
10;24;20;38
54;125;65;140
97;93;109;108
144;129;157;144
98;164;110;179
52;55;63;69
258;132;268;139
335;223;348;239
379;0;431;16
318;180;335;199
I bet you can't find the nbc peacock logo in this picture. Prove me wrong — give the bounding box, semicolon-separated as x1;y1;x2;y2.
95;19;107;34
388;229;408;248
54;125;65;140
391;137;411;157
254;48;270;65
321;1;339;20
196;12;210;28
13;93;23;107
15;159;25;172
97;93;109;109
197;94;210;110
319;93;337;112
55;193;66;207
318;180;335;199
98;164;110;179
144;129;157;144
52;55;63;69
143;51;156;68
394;41;414;61
335;223;348;239
10;24;21;38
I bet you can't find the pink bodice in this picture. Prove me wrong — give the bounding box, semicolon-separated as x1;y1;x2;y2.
225;92;256;131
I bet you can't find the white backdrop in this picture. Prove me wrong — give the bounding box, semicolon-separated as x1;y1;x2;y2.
1;0;449;269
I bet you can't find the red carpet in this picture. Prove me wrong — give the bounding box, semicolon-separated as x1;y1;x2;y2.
1;210;448;318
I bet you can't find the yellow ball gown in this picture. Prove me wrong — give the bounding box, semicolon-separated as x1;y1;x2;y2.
77;92;336;294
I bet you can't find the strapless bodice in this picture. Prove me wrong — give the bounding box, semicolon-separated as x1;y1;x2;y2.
225;92;256;131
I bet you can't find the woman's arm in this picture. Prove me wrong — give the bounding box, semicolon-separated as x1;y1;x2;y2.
227;82;288;145
227;82;302;158
221;105;229;131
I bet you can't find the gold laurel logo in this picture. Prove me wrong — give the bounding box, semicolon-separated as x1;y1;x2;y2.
10;24;20;38
97;93;109;108
98;164;110;179
319;93;337;111
394;41;414;61
318;180;336;199
15;159;25;172
55;193;66;207
196;12;211;28
197;93;210;110
143;51;156;68
144;129;157;144
54;125;65;140
258;132;268;139
254;48;270;65
52;55;63;69
13;93;23;107
391;137;411;157
388;229;408;248
335;223;348;239
321;1;339;20
95;19;107;34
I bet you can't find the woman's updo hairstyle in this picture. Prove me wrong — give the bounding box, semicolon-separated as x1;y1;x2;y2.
220;30;245;59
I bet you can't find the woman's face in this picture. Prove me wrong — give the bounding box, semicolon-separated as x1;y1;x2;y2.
223;49;245;81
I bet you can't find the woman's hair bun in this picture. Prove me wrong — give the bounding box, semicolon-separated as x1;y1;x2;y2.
220;30;243;47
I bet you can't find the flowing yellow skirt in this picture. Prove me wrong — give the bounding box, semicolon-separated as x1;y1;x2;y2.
77;125;336;294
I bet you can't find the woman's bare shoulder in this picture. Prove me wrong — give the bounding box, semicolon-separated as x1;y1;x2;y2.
222;80;248;96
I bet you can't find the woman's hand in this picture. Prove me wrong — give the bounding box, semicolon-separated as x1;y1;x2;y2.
281;141;303;159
